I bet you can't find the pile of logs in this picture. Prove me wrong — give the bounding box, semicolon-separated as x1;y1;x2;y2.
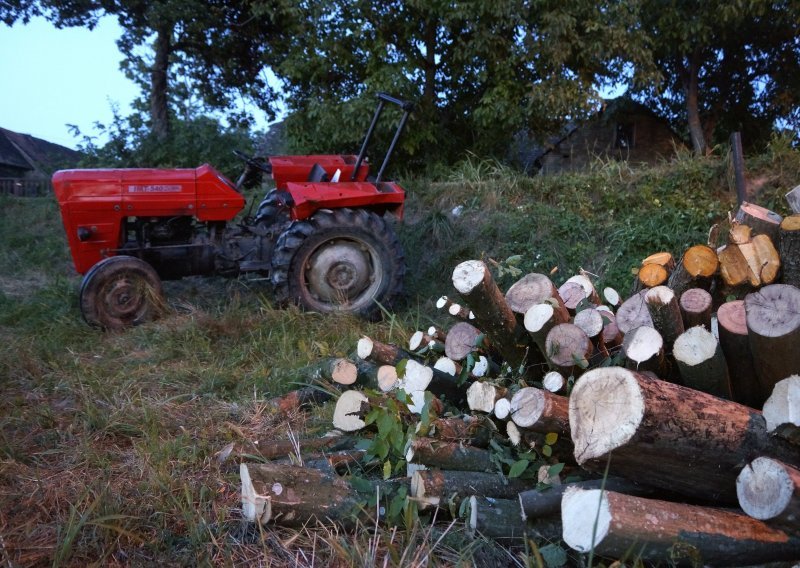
240;194;800;565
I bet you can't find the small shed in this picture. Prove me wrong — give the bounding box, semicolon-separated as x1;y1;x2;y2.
0;128;81;195
533;98;685;175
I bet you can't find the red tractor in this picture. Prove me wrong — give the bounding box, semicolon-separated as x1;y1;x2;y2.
53;93;413;329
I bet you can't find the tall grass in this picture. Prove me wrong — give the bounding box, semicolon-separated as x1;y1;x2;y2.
0;143;798;565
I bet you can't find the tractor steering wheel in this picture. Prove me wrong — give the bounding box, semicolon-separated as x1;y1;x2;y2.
233;150;272;174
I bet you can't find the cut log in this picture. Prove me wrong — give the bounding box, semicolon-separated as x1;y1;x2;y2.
735;201;783;243
403;360;468;406
615;290;653;335
569;367;800;502
332;390;370;432
622;326;666;376
506;420;521;445
377;365;400;392
544;323;594;376
679;287;712;329
762;375;800;445
411;469;535;509
562;487;800;565
667;245;718;297
505;272;567;319
642;251;675;271
635;263;668;291
717;300;761;407
787;185;800;214
466;381;506;414
780;214;800;288
509;387;570;435
444;321;483;361
429;415;496;448
433;356;459;377
295;357;358;386
565;273;600;304
241;462;406;526
558;281;588;313
519;477;654;520
645;286;684;345
524;302;569;357
436;295;475;321
543;371;566;393
467;497;561;542
602;286;621;309
494;396;512;420
745;284;800;395
406;438;493;472
599;310;623;348
573;308;605;342
452;260;527;369
737;457;800;527
408;330;443;353
719;232;781;289
357;336;414;367
673;326;732;398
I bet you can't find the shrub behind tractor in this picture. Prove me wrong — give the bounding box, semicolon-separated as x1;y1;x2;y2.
53;93;413;329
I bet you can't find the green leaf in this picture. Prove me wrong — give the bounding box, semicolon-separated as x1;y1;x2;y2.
383;460;392;480
396;358;408;378
548;462;566;477
349;475;373;494
544;432;559;445
542;445;553;458
508;459;530;478
539;543;568;567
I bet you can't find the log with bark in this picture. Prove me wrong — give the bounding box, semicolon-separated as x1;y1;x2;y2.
542;371;566;393
408;330;444;354
564;273;600;305
745;284;800;395
716;300;761;407
558;281;589;313
509;387;570;436
267;385;336;414
762;375;800;445
241;462;407;526
411;469;536;509
436;295;475;321
452;260;528;370
737;457;800;527
519;477;654;520
672;325;732;398
621;325;666;377
718;225;781;291
444;321;484;361
428;415;497;448
466;381;507;414
667;244;718;297
256;434;357;460
406;438;494;472
602;286;621;309
357;336;415;367
735;201;783;243
780;214;800;288
645;286;685;345
561;487;800;565
679;287;712;329
524;302;570;357
568;366;800;502
467;497;561;542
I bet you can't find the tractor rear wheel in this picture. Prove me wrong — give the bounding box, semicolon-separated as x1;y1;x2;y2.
271;208;405;319
80;256;165;331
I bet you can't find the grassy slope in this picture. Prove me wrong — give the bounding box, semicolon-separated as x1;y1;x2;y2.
0;142;798;566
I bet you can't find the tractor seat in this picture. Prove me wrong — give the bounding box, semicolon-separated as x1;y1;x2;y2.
307;163;330;183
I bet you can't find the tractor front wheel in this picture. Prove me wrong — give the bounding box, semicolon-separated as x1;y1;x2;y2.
271;208;405;319
79;256;165;331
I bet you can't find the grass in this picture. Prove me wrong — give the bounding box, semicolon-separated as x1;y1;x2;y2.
1;140;798;566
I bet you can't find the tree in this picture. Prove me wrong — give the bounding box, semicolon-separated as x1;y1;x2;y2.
628;0;800;153
275;0;642;166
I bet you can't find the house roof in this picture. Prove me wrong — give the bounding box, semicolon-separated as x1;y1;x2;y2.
0;128;81;173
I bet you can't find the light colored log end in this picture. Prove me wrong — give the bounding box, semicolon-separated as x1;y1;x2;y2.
673;326;718;367
603;287;621;307
433;356;458;376
623;326;663;365
377;365;399;392
645;285;675;306
467;381;498;413
332;358;358;385
510;387;545;429
543;371;566;393
562;487;611;553
240;463;271;523
494;397;512;420
452;260;487;294
333;390;369;432
357;336;373;360
569;367;645;464
737;457;796;521
762;375;800;433
524;303;555;333
403;360;434;393
473;355;489;377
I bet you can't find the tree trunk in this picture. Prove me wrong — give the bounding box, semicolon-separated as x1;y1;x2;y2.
519;477;654;520
509;387;569;435
780;214;800;288
667;245;718;297
562;487;800;565
569;367;800;502
645;286;684;346
406;438;493;471
737;457;800;527
684;55;706;155
452;260;528;370
717;300;762;407
745;284;800;395
357;336;414;367
679;287;712;329
150;23;172;141
673;326;732;398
